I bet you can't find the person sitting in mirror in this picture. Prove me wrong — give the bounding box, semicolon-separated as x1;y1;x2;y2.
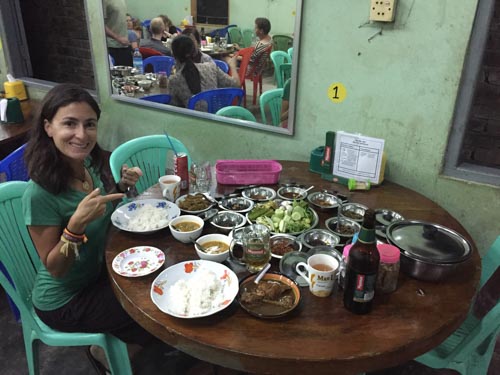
247;17;273;78
21;83;177;372
103;0;132;66
125;14;139;49
168;35;239;110
158;14;179;40
181;28;212;64
139;17;172;56
126;13;143;39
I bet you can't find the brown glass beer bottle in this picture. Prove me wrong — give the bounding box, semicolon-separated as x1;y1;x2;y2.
343;209;380;314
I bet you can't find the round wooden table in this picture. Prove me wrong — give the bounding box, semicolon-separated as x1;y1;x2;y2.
105;161;481;374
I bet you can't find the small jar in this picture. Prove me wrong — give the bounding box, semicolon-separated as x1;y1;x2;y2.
376;244;400;294
348;178;371;191
158;71;168;88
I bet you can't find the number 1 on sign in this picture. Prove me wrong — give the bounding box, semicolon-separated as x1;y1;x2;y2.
327;83;346;103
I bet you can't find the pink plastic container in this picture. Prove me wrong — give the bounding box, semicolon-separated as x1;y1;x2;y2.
215;160;282;185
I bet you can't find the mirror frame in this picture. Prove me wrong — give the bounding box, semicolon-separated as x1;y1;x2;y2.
108;0;302;136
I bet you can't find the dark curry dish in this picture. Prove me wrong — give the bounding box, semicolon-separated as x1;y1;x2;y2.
178;193;212;211
240;279;298;317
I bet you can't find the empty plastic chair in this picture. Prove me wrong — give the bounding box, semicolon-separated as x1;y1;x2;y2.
279;63;292;88
0;181;132;375
260;88;284;126
109;135;191;194
228;27;244;46
242;28;255;48
0;143;28;183
143;56;175;75
270;51;292;88
139;94;171;104
415;236;500;375
216;106;257;122
187;88;245;114
288;47;294;58
272;34;294;52
213;59;229;74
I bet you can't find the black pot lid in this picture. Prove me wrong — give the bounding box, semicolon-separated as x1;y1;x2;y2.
386;220;472;264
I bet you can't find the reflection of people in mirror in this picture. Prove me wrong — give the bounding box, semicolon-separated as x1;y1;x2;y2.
22;83;158;371
168;35;240;110
126;13;142;46
181;28;212;64
280;78;291;128
139;17;172;56
159;14;179;40
103;0;132;66
247;17;273;78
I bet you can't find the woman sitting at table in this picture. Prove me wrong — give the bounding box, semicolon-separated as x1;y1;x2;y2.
21;83;160;371
168;35;240;110
247;17;273;78
159;14;179;40
181;27;212;64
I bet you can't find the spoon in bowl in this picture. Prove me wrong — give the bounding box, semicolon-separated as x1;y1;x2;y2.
254;263;271;284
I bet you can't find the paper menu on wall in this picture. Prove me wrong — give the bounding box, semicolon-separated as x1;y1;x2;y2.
332;131;385;182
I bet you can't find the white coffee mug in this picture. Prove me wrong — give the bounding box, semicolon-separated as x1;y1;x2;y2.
296;254;339;297
159;175;181;202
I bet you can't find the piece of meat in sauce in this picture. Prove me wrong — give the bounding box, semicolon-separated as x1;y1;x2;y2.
240;280;293;307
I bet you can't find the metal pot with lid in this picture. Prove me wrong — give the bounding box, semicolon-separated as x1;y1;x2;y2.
385;220;472;282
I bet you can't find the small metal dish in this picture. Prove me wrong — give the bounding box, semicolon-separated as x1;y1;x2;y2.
374;208;404;238
219;197;255;213
298;229;340;249
277;186;308;201
270;234;302;259
197;208;218;222
307;192;341;210
325;217;361;243
210;211;247;233
242;187;276;202
340;203;368;223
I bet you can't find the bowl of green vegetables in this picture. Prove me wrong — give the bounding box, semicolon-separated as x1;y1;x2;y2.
246;199;318;236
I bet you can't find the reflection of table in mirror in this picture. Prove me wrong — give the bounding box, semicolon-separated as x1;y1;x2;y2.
105;161;480;375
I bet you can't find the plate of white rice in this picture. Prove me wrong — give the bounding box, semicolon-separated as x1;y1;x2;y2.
111;199;180;234
150;260;239;318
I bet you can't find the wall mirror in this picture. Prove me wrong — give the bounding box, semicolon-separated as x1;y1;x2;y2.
108;0;302;136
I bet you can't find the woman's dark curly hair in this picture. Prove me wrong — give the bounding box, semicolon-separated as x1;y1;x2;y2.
171;35;201;95
25;83;104;195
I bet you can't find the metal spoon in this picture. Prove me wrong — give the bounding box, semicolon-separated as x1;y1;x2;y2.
303;185;314;193
336;201;343;231
193;240;220;254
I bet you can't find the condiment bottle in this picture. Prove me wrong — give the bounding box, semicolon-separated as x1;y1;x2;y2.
343;209;380;314
158;71;168;88
348;178;371;191
376;244;400;294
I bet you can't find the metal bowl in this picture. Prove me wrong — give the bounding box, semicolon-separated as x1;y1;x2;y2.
219;197;254;213
299;229;340;250
307;192;341;210
111;65;133;77
340;203;368;223
325;217;361;243
374;208;404;238
242;187;276;202
270;234;302;259
277;186;308;201
210;211;247;233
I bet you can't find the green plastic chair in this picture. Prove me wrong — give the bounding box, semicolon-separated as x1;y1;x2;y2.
109;134;191;194
0;181;132;375
228;26;244;47
260;88;284;126
216;106;257;122
270;51;292;88
242;28;255;48
415;236;500;375
288;47;293;59
272;34;294;52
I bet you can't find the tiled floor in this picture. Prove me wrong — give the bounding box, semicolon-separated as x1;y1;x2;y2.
1;288;499;375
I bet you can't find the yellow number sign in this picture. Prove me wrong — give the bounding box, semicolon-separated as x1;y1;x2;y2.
327;83;347;103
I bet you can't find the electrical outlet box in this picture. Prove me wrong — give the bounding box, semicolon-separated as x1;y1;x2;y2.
370;0;397;22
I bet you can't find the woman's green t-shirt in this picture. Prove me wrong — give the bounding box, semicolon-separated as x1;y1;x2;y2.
22;165;114;311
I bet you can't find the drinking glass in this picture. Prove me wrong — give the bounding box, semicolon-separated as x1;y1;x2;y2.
194;162;211;194
242;224;271;273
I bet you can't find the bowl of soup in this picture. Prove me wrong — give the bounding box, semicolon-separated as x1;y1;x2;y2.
169;215;204;243
277;186;308;201
194;233;231;263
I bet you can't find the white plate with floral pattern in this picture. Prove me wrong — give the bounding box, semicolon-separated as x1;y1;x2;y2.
112;246;165;277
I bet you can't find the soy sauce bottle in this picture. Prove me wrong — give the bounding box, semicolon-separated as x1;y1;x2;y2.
343;209;380;314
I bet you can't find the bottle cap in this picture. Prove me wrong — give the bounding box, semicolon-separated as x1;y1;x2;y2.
377;244;400;263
